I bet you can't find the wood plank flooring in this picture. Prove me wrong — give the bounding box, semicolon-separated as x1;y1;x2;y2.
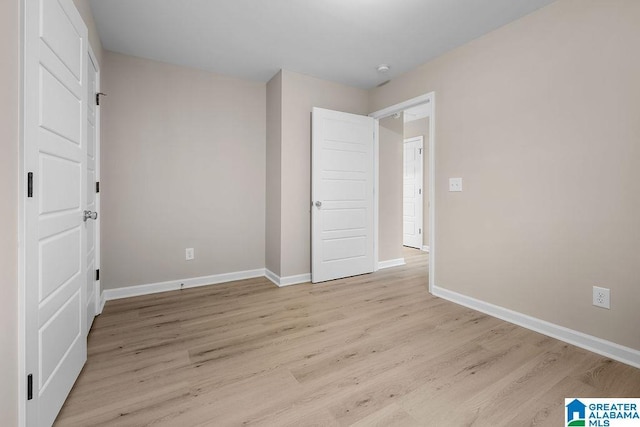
55;248;640;426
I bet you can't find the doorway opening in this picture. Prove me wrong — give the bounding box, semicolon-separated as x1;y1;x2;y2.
370;93;435;293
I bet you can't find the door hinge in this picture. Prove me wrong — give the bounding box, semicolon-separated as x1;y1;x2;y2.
96;92;106;106
27;172;33;198
419;188;422;195
27;374;33;400
96;182;100;193
96;269;100;281
419;148;423;155
419;228;422;234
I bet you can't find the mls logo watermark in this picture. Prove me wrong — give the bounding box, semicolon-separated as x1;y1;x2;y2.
566;398;640;426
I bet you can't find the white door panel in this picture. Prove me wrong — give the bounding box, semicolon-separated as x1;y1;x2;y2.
323;179;367;201
39;228;82;301
312;108;375;283
323;236;367;261
39;291;82;388
40;70;83;142
24;0;88;425
39;154;82;213
41;0;83;79
322;148;368;172
403;137;423;249
323;208;366;231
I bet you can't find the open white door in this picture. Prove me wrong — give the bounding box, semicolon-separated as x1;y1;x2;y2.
403;136;423;249
312;108;375;283
24;0;88;425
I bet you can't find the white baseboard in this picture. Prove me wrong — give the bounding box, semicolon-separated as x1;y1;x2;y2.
422;245;430;253
432;285;640;369
103;268;266;301
98;291;106;313
377;258;406;270
264;269;280;286
265;269;311;287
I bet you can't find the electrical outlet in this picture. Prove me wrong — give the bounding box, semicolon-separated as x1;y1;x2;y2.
593;286;610;309
185;248;195;261
449;177;463;192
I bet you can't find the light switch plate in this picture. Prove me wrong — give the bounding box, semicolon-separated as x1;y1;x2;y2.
449;177;463;192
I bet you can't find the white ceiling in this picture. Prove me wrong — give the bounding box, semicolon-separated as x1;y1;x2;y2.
90;0;557;89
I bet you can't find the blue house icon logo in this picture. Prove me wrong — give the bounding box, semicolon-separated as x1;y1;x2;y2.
566;399;586;426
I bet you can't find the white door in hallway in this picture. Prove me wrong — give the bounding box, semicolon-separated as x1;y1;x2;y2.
403;137;423;249
312;108;375;283
24;0;88;425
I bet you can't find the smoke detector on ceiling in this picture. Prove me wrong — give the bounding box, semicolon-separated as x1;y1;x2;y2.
376;64;391;73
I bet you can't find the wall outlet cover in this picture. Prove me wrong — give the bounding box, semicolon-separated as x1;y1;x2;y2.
592;286;610;309
449;177;463;192
185;248;195;261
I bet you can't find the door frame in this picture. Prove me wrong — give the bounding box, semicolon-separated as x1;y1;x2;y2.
88;45;102;317
402;135;424;250
370;92;436;293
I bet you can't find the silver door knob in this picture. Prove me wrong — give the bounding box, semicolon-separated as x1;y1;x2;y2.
83;210;98;222
315;201;322;208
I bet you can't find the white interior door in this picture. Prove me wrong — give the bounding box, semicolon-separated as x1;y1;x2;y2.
24;0;88;425
403;137;423;249
86;50;100;329
312;108;375;283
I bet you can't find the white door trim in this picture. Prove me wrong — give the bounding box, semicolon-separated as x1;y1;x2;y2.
369;93;432;120
373;120;379;272
369;92;436;293
88;46;101;316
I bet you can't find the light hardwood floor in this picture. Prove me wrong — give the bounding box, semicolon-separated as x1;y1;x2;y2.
55;248;640;426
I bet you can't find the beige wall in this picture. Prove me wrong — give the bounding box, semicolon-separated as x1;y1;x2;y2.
404;117;430;245
101;51;266;289
379;115;404;262
0;0;19;423
265;71;282;276
279;70;369;277
370;0;640;350
72;0;104;66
